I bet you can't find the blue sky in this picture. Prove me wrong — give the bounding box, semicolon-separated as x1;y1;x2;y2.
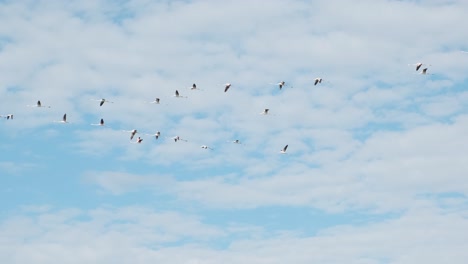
1;0;468;263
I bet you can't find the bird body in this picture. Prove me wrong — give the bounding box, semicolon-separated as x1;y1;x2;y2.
280;144;288;154
28;100;50;108
174;90;187;98
224;83;231;92
201;145;213;150
314;78;322;86
148;98;160;104
91;118;105;126
145;131;161;139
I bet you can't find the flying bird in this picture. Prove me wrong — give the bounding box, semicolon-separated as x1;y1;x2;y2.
172;136;187;142
270;81;287;90
260;108;270;115
420;68;434;75
145;131;161;139
409;62;430;71
91;98;114;106
148;98;160;104
122;129;138;140
91;118;105;126
280;144;288;154
201;145;213;150
231;139;242;144
224;83;231;92
1;114;13;120
27;100;50;108
174;90;187;98
54;113;68;123
136;137;143;144
314;78;322;86
190;83;203;91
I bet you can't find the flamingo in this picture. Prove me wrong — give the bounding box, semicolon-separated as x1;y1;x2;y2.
409;62;431;71
270;81;286;90
420;68;433;75
280;144;288;154
201;145;213;150
136;137;143;144
54;113;68;123
314;78;322;86
145;131;161;139
148;98;160;104
27;100;50;108
122;129;138;140
172;136;187;142
224;83;231;92
174;90;187;98
190;83;203;91
91;98;114;106
91;118;105;126
260;108;270;115
231;139;242;144
1;114;13;120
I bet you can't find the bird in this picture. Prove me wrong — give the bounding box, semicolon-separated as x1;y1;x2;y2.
190;83;202;91
420;68;433;75
91;98;114;106
27;100;50;108
224;83;231;92
260;108;270;115
122;129;138;140
314;78;322;86
174;90;187;98
91;118;105;126
1;114;13;120
231;139;242;144
136;137;143;143
172;136;187;142
415;62;423;71
201;145;213;150
148;98;160;104
280;144;288;154
145;131;161;139
271;81;286;90
54;113;68;123
408;62;430;71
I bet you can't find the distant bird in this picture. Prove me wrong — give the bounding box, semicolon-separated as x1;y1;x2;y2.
409;62;430;71
136;137;143;143
54;113;68;123
231;139;242;144
122;129;138;140
420;68;434;75
91;118;105;126
172;136;187;142
314;78;322;86
280;144;288;154
92;98;114;106
148;98;160;104
224;83;231;92
1;114;13;120
270;81;286;90
201;145;213;150
174;90;187;98
27;100;50;108
145;131;161;139
260;108;270;115
415;63;423;71
190;83;203;91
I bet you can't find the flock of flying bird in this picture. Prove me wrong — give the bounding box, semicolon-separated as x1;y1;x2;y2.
0;60;446;154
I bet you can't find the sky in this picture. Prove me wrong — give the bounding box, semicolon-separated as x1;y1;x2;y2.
1;0;468;263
